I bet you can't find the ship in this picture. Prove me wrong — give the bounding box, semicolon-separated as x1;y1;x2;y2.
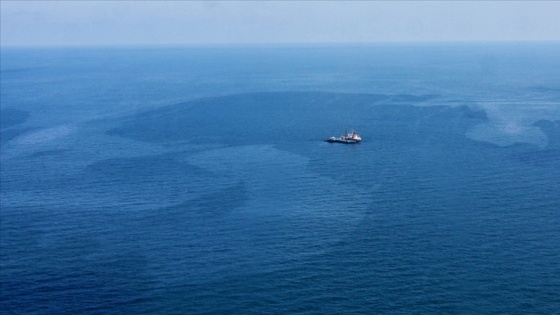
325;131;362;144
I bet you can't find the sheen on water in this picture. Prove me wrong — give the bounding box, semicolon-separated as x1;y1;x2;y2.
1;43;559;314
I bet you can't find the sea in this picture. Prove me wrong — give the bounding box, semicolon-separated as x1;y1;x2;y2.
1;43;559;314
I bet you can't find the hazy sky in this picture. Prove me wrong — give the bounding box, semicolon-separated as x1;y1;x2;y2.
1;1;559;46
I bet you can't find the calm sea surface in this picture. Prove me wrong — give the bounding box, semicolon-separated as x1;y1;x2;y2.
1;43;560;314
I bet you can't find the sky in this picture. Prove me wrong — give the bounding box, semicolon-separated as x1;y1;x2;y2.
1;1;560;46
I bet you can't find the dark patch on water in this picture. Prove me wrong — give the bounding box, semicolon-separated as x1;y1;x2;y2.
529;85;560;94
507;120;560;167
510;147;560;167
534;120;560;149
79;153;222;205
29;149;70;158
0;108;32;146
1;108;30;129
106;92;458;147
86;154;209;179
141;181;247;222
0;127;34;147
391;94;439;102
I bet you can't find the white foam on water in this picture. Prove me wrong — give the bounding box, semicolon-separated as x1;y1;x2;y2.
1;125;75;161
12;125;74;146
466;103;559;148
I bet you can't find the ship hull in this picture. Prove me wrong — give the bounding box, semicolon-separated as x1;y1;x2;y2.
325;138;360;144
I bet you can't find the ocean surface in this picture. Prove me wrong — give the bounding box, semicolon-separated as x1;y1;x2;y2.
1;43;559;314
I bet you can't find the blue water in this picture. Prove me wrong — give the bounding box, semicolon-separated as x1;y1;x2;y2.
1;43;560;314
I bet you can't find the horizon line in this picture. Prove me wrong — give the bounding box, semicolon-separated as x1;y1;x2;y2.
2;39;560;49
